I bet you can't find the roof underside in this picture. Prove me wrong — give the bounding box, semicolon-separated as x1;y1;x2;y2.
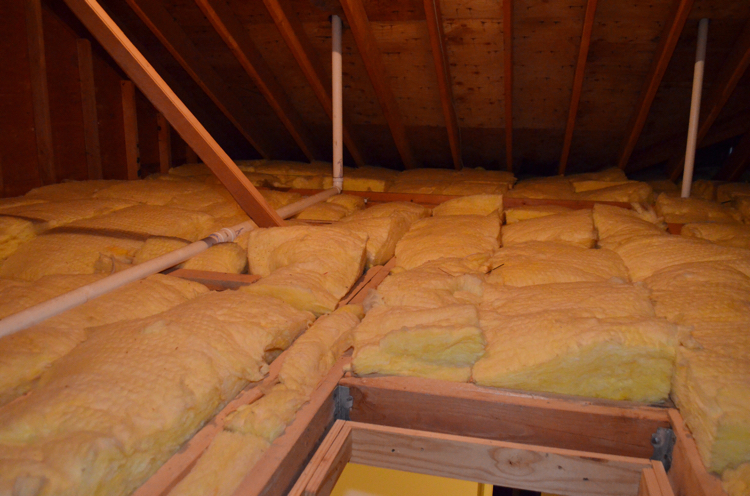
95;0;750;178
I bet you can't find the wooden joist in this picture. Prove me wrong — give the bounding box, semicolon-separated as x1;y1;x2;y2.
618;0;694;172
424;0;462;171
503;0;513;173
668;19;750;181
714;130;750;181
559;0;599;175
63;0;284;226
339;0;419;170
262;0;366;168
195;0;322;163
77;38;103;180
124;0;274;160
25;0;56;185
121;80;140;180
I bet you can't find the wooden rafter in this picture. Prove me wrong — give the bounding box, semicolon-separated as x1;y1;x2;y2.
424;0;462;170
339;0;419;170
77;38;103;180
62;0;284;226
121;80;140;180
503;0;513;172
617;0;694;171
559;0;599;175
25;0;56;185
714;130;750;181
194;0;321;162
262;0;366;168
667;19;750;181
124;0;273;159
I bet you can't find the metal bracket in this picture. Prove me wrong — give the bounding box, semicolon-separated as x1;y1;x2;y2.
333;385;352;421
651;427;676;472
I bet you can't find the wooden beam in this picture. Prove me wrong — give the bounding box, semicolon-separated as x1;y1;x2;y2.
559;0;599;175
62;0;284;227
124;0;273;159
339;0;419;170
156;112;171;174
77;38;103;180
424;0;462;170
349;422;652;495
25;0;56;185
121;80;140;180
194;0;322;162
262;0;366;167
667;19;750;180
503;0;513;172
667;409;725;496
714;130;750;181
617;0;694;171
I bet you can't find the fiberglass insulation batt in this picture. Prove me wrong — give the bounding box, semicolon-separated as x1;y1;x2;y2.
0;291;314;496
501;209;596;248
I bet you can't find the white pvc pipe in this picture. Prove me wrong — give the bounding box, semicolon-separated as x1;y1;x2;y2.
0;190;340;338
681;18;709;198
276;187;340;218
332;15;343;192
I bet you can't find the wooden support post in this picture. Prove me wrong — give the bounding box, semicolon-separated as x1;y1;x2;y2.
503;0;513;173
121;80;140;180
715;130;750;181
25;0;56;185
668;19;750;181
559;0;599;175
157;113;171;174
77;38;103;180
125;0;274;159
62;0;284;226
339;0;419;170
262;0;367;167
618;0;694;171
424;0;462;170
194;0;322;162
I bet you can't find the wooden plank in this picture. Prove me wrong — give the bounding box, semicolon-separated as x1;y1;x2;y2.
667;223;683;235
715;130;750;181
651;461;676;496
25;0;56;185
194;0;321;162
558;0;599;175
424;0;462;170
639;468;663;496
618;0;694;171
503;0;513;173
349;422;652;496
288;421;350;496
167;269;260;291
338;258;397;307
157;113;171;174
132;349;293;496
62;0;284;227
121;80;140;180
339;0;419;170
124;0;273;160
262;0;366;168
667;409;725;496
668;19;750;181
77;38;103;180
339;375;670;459
302;421;353;496
232;357;350;496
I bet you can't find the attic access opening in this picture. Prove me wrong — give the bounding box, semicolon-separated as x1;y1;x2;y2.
291;419;672;496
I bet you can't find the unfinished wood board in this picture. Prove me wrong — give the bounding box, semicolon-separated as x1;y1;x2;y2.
121;80;140;180
666;409;725;496
232;357;350;496
287;420;351;496
339;375;670;458
77;38;104;179
349;422;652;496
157;113;172;173
299;420;352;496
338;258;397;307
